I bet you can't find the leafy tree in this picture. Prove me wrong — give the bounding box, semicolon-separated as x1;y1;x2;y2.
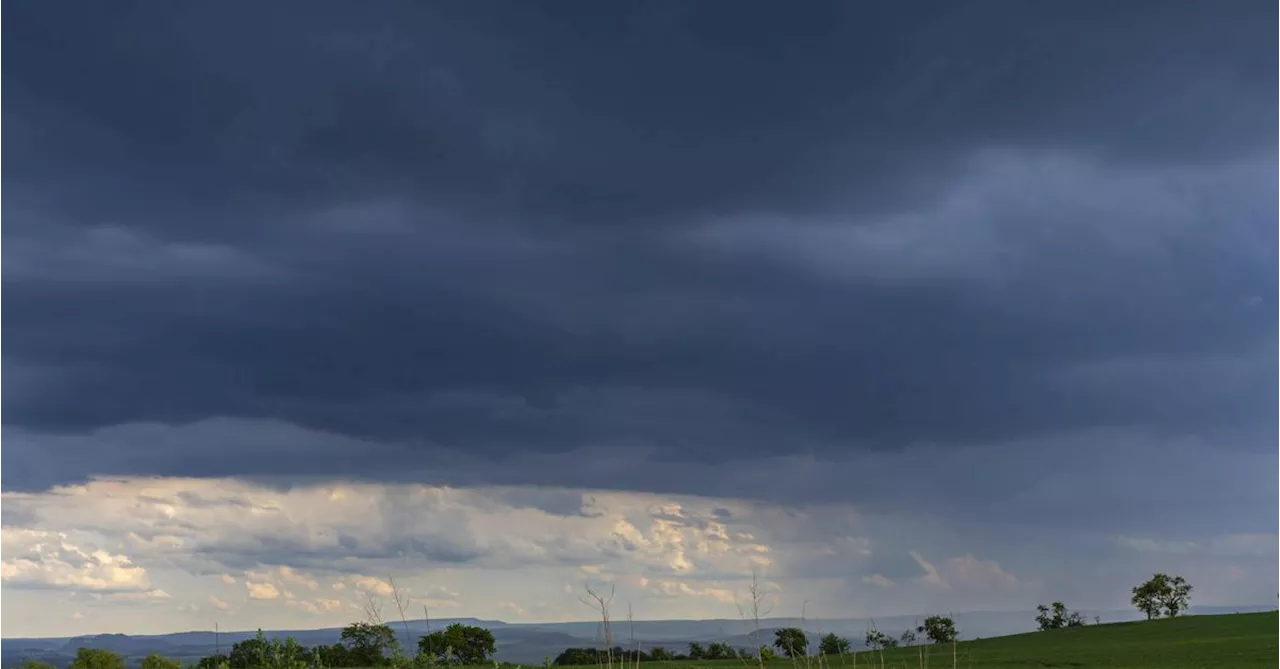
772;628;807;658
648;647;671;661
1158;575;1193;618
757;646;778;661
706;642;734;660
818;633;850;656
270;637;310;669
18;661;57;669
1035;602;1086;631
921;615;957;644
418;623;497;665
229;635;268;669
195;654;229;669
228;631;309;669
342;622;399;666
552;649;599;666
141;654;183;669
69;649;126;669
863;630;890;651
686;642;706;660
314;645;352;668
1131;579;1161;620
1035;603;1059;631
899;629;917;646
1131;573;1192;620
552;648;625;666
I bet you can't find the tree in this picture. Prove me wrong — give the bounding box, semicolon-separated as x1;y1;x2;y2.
1035;603;1059;631
818;633;850;656
314;645;352;668
706;642;735;660
418;623;496;665
863;630;890;651
1131;579;1162;620
757;647;779;661
342;622;399;666
195;654;229;669
1131;573;1192;620
141;654;182;669
1158;575;1193;618
229;636;265;669
227;631;309;669
19;661;57;669
899;629;917;646
648;647;672;661
69;649;125;669
772;628;807;658
921;615;957;644
553;649;605;666
1035;602;1086;631
687;642;706;660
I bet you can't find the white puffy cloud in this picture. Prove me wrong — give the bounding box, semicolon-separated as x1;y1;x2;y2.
246;581;281;600
1;529;156;594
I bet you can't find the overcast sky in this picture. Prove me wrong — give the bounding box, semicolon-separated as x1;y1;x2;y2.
3;0;1276;638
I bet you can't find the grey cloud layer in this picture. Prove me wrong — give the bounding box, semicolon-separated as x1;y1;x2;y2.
3;0;1276;537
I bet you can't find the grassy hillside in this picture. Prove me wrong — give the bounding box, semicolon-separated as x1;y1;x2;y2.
557;612;1278;669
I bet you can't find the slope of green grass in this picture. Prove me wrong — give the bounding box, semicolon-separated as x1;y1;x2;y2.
547;611;1278;669
871;611;1278;668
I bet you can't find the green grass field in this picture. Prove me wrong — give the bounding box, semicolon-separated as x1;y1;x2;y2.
550;612;1278;669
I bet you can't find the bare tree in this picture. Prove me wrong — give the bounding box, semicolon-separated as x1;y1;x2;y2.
735;570;773;669
363;591;386;626
580;583;616;669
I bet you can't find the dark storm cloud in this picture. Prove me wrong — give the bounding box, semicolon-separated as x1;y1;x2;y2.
3;0;1276;519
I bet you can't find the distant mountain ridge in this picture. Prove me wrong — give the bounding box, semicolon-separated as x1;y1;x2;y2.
4;606;1274;668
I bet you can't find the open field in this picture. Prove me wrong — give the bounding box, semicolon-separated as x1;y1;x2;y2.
544;612;1279;669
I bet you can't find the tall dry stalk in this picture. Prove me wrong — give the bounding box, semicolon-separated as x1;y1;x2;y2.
387;576;412;638
949;611;957;669
628;602;640;669
798;600;810;669
422;605;436;669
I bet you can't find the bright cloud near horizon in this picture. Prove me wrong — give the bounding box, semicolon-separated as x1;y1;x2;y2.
3;0;1276;638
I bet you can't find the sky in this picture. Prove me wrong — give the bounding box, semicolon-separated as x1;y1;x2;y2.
2;0;1277;638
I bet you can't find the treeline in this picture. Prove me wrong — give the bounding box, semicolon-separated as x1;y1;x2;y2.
19;623;499;669
554;618;962;666
203;622;499;668
553;642;754;665
20;616;971;669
